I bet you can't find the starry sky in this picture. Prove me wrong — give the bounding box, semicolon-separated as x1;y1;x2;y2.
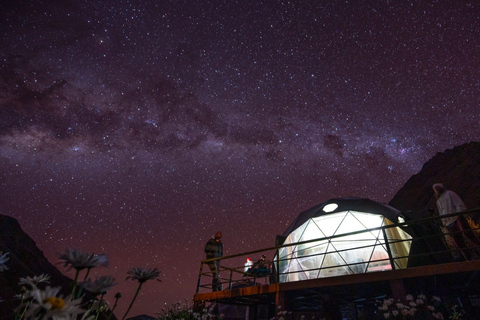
1;0;479;317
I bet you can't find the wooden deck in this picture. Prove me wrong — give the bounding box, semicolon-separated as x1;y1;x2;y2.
194;259;480;311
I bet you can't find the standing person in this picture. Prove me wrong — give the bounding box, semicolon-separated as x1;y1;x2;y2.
433;183;480;260
204;231;223;291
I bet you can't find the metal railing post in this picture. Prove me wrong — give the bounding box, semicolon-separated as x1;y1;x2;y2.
382;228;396;270
276;248;280;283
196;262;204;294
193;208;480;295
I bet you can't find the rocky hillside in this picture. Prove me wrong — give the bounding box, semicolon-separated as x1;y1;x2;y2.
0;214;73;319
389;141;480;216
0;215;118;320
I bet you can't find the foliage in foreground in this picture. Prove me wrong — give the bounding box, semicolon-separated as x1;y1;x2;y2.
0;249;472;320
375;294;465;320
155;300;222;320
0;249;161;320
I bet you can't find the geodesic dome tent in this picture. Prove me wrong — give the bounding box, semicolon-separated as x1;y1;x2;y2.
276;197;412;282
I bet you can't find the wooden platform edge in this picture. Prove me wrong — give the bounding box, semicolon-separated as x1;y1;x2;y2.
194;259;480;302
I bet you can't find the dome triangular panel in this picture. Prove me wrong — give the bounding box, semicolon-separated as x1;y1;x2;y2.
276;197;413;282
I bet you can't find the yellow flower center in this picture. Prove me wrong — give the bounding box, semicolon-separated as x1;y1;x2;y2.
44;297;65;310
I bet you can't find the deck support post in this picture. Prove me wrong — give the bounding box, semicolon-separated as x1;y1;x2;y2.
390;278;406;301
275;290;288;318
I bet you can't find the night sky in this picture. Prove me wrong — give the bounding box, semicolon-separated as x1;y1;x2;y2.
1;0;479;317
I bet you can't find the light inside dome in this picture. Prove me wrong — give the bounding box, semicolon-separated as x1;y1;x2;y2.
276;210;412;283
322;203;338;212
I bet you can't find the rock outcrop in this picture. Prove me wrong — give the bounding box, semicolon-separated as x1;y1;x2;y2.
0;214;72;320
389;141;480;266
389;141;480;215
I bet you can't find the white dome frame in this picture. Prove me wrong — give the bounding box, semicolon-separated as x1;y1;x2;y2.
276;198;412;282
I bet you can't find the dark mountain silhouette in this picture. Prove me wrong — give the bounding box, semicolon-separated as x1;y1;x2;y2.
389;141;480;215
388;141;480;267
0;214;73;320
0;214;120;320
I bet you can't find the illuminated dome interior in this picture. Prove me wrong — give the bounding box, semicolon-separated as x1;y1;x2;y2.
277;197;412;282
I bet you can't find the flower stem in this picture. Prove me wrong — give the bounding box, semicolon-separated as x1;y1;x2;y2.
122;282;143;320
94;293;105;320
14;293;26;320
83;268;92;281
71;269;80;299
107;295;121;320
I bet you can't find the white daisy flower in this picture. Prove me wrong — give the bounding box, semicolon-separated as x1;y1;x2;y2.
22;286;88;320
126;267;161;283
80;275;117;295
19;273;51;288
59;248;108;271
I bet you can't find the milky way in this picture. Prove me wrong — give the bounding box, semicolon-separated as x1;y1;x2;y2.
1;0;479;317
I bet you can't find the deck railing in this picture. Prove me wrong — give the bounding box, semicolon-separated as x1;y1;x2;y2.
196;208;480;294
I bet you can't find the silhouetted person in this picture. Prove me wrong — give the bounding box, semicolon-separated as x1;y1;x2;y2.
204;231;223;291
253;254;267;269
433;183;480;260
